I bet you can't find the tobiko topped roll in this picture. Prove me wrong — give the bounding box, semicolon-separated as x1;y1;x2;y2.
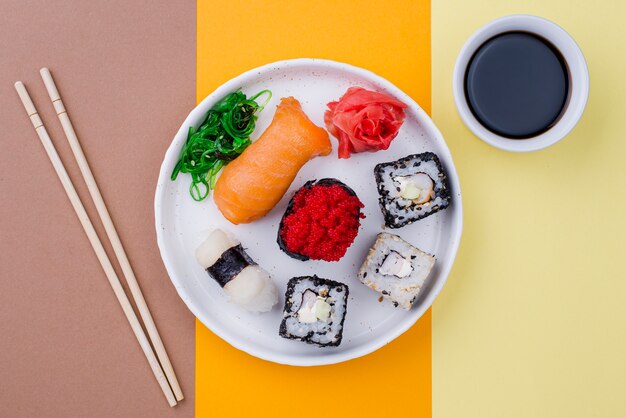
277;178;364;262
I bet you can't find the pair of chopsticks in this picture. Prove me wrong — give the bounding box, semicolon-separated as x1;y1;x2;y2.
14;69;183;407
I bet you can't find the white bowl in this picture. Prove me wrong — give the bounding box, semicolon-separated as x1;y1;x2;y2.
155;59;463;366
453;15;589;152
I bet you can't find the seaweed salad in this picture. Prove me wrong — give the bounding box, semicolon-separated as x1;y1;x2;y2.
171;89;271;201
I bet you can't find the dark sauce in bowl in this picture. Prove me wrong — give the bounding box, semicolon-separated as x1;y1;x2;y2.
464;32;570;139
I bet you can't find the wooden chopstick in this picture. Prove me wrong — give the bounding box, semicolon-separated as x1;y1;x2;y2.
14;81;178;407
38;68;184;402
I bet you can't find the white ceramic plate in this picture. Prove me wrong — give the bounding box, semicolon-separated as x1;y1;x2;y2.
155;59;462;366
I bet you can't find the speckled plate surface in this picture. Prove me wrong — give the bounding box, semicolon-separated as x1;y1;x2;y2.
155;59;463;366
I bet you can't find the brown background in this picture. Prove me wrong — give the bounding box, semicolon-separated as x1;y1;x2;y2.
0;1;195;416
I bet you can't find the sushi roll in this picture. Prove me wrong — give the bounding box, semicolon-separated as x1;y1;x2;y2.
279;276;348;347
358;233;435;310
195;229;278;313
277;178;364;262
374;152;450;228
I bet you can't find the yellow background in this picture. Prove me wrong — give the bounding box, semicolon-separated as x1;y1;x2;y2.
432;1;626;417
196;1;433;417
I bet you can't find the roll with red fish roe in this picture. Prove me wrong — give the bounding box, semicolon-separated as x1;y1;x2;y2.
277;179;365;262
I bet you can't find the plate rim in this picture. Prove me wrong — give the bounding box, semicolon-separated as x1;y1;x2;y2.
154;58;463;366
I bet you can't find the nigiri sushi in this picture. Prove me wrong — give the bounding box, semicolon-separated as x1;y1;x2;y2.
196;229;277;313
214;97;332;224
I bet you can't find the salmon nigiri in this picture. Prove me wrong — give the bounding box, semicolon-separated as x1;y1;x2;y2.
214;97;332;224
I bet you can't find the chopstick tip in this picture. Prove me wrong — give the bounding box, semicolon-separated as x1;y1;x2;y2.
14;81;28;98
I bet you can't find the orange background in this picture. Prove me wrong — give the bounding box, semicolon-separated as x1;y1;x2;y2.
196;0;433;416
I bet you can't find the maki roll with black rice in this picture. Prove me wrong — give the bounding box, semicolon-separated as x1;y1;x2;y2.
277;178;364;262
374;152;450;228
279;276;348;347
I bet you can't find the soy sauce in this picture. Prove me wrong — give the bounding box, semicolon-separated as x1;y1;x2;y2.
464;32;569;139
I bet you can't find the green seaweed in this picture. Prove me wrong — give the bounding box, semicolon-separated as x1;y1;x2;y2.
171;89;272;201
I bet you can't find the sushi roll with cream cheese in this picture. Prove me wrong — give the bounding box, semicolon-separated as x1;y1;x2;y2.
196;229;278;313
358;233;435;310
279;276;348;347
374;152;450;228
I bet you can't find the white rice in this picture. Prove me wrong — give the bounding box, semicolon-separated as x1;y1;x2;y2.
358;232;435;310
